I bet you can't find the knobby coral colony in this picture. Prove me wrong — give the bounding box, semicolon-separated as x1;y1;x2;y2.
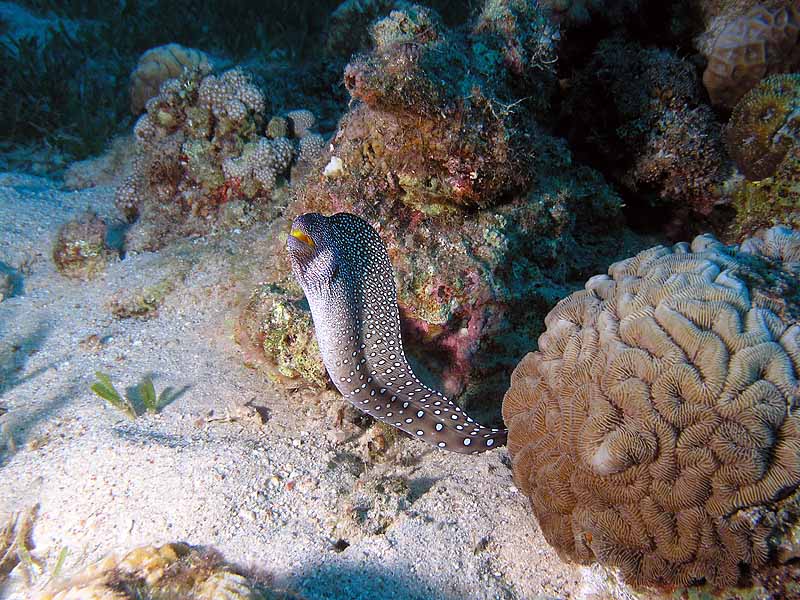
503;226;800;589
116;65;316;251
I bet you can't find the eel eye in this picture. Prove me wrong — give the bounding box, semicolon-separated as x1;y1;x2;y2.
290;228;315;249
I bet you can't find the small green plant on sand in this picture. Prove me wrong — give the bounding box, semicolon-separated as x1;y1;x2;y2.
90;372;172;418
90;371;136;419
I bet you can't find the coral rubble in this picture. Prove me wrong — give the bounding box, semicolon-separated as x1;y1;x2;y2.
37;543;271;600
503;226;800;589
52;212;116;280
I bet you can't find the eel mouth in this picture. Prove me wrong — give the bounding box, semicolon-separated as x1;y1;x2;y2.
289;227;315;249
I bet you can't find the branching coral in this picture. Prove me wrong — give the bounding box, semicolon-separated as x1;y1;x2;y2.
37;543;271;600
129;44;212;114
502;226;800;589
702;3;800;108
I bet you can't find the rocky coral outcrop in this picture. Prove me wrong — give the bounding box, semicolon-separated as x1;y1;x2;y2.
236;281;327;389
564;38;734;228
52;211;116;280
286;2;638;421
503;225;800;589
701;3;800;108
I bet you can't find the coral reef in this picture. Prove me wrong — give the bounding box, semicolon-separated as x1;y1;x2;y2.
52;212;116;280
37;542;273;600
564;38;733;225
726;74;800;236
502;226;800;589
236;282;327;389
287;2;641;422
702;3;800;108
129;44;213;114
116;66;316;251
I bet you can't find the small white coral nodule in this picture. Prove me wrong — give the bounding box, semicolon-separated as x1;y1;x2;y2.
323;156;344;178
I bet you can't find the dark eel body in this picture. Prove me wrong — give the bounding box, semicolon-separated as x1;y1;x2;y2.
287;212;507;454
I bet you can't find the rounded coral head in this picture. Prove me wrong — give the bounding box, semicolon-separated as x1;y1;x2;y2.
502;226;800;589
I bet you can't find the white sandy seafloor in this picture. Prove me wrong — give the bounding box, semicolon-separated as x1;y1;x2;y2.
0;173;632;600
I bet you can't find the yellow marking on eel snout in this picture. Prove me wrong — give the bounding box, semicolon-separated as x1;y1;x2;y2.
290;228;315;248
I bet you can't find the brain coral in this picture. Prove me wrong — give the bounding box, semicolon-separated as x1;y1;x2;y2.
702;4;800;108
502;226;800;588
129;43;212;114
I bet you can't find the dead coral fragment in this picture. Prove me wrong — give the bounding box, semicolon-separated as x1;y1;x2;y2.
502;226;800;589
703;4;800;108
107;278;175;320
37;543;266;600
129;43;212;114
52;212;116;280
236;282;327;389
0;506;37;587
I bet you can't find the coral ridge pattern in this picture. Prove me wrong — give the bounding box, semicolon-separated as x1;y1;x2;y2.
503;226;800;588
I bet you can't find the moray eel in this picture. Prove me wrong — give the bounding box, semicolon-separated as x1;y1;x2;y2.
287;212;507;454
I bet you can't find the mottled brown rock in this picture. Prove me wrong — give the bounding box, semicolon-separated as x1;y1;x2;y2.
503;226;800;588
